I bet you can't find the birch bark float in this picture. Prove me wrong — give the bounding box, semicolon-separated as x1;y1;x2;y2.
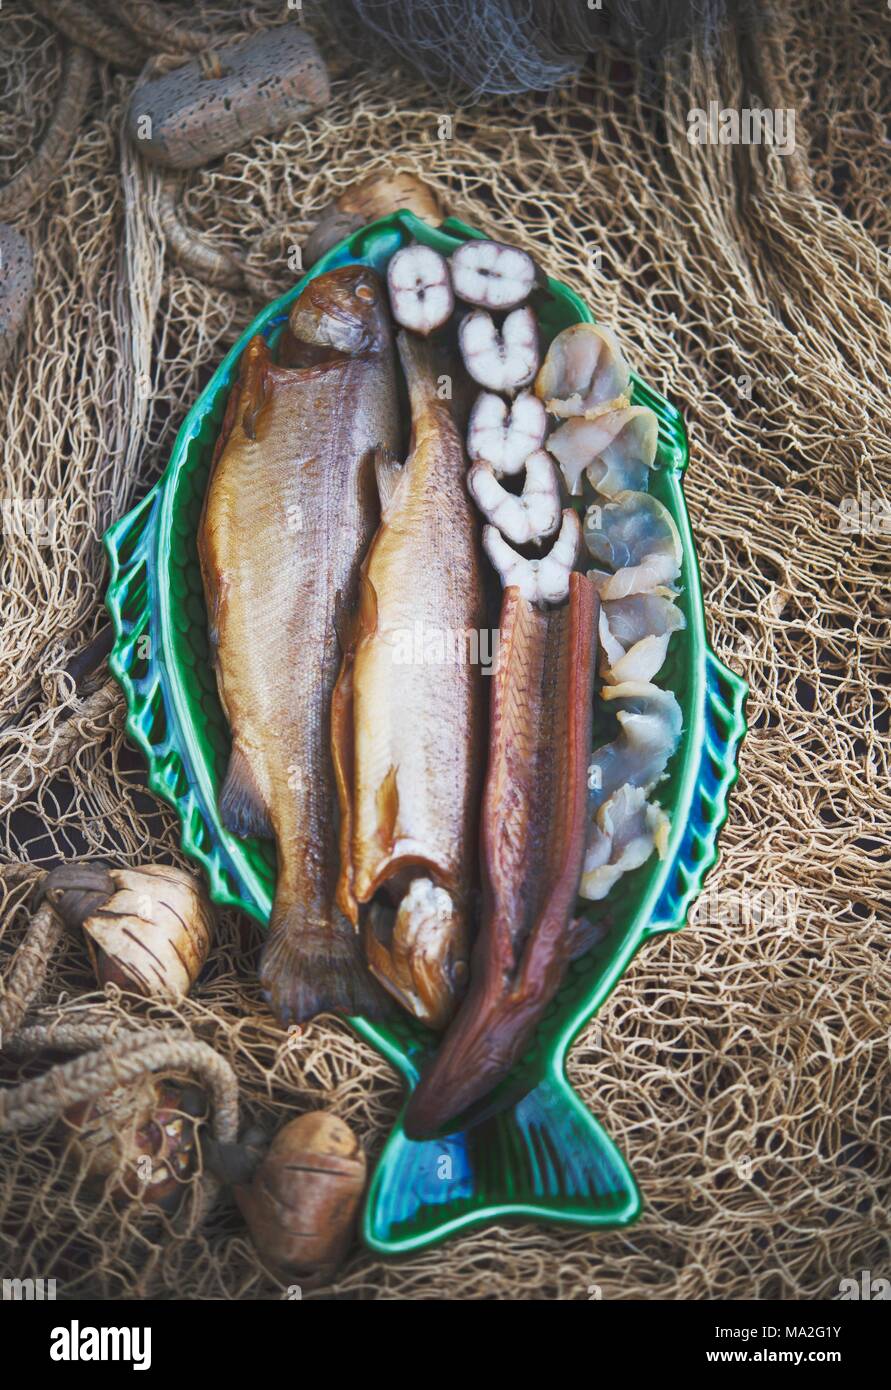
304;173;445;267
127;27;330;169
41;861;214;1000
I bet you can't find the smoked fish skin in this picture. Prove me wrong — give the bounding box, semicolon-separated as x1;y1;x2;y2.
405;572;598;1136
198;265;400;1025
332;332;486;1029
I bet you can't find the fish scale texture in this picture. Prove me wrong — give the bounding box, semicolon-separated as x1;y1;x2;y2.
0;0;889;1299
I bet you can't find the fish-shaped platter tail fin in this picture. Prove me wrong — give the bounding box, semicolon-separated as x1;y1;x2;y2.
362;1073;640;1254
219;744;274;840
259;913;391;1026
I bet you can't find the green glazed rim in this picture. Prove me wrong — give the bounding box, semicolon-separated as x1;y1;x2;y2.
104;210;747;1254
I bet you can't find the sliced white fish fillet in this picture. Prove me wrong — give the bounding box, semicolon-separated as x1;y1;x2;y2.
459;306;539;393
535;323;631;419
548;406;658;496
602;593;686;649
468;450;561;546
450;239;539;310
585;491;682;598
599;594;686;684
580;784;671;900
387;244;454;335
601;630;673;685
587;679;682;812
466;389;547;476
483;508;580;605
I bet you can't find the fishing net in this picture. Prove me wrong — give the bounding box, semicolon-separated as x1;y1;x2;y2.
1;0;889;1300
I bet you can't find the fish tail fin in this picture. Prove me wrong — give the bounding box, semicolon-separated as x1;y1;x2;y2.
361;1071;640;1254
259;908;389;1026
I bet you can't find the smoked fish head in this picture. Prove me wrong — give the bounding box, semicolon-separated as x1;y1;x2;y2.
287;262;393;358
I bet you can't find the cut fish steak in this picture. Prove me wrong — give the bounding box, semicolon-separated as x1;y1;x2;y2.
599;593;686;684
548;405;658;497
585;491;682;598
586;680;682;814
450;238;540;310
483;508;581;606
468;450;561;546
458;305;539;393
466;389;547;476
580;784;670;901
387;243;454;336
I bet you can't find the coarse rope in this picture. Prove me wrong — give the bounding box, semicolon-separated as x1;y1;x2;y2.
0;44;94;220
30;0;148;71
1;680;123;817
117;0;214;56
0;1022;239;1142
0;901;62;1045
0;1021;239;1226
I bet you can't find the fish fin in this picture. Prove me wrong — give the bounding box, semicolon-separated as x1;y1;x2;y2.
357;567;379;637
238;336;272;440
209;376;243;472
219;745;273;840
335;565;379;663
363;1074;639;1253
375;765;401;856
259;911;391;1026
332;587;354;658
373;444;405;513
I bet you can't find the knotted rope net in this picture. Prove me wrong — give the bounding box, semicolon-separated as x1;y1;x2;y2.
0;0;888;1298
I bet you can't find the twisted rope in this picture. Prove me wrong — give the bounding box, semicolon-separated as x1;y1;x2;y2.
1;1023;239;1141
1;679;122;816
118;0;213;56
158;176;246;289
31;0;147;71
0;902;62;1046
0;45;94;220
1;1022;240;1223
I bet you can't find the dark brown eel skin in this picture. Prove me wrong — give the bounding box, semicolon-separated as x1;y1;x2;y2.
405;570;598;1138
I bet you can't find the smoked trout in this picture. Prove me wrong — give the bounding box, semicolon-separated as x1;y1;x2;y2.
405;572;598;1136
332;332;486;1029
198;265;400;1024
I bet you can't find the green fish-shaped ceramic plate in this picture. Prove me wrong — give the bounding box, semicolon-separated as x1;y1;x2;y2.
104;211;747;1255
